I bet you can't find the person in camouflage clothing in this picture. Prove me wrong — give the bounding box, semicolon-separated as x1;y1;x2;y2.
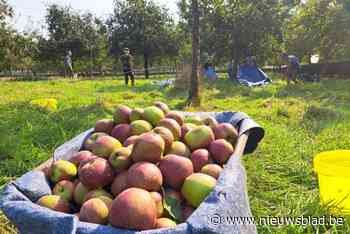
120;48;135;86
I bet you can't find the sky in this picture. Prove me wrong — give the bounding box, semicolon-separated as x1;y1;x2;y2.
9;0;179;34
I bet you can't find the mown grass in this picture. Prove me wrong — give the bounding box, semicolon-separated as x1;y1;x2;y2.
1;74;350;233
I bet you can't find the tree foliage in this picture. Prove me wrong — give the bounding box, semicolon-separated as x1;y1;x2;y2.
285;0;350;63
178;0;293;69
0;0;12;21
1;0;350;76
107;0;179;78
39;5;109;73
0;0;12;71
0;0;38;73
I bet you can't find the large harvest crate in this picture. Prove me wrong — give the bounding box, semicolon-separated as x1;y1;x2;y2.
0;111;264;234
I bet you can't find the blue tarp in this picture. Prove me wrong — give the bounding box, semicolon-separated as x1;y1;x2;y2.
237;65;271;87
0;112;264;234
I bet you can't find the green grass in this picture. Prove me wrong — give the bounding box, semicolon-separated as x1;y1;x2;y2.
1;75;350;233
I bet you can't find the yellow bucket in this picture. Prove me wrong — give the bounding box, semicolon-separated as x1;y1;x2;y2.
314;150;350;214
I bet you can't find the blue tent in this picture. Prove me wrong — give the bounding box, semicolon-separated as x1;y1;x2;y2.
236;64;271;87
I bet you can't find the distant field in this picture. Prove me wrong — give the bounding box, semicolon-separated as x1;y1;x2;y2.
1;75;350;233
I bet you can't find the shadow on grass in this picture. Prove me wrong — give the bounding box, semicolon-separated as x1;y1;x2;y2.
275;82;324;99
0;101;110;182
210;78;275;100
166;86;187;98
173;100;188;110
300;105;343;135
275;78;350;101
96;82;160;94
211;76;350;114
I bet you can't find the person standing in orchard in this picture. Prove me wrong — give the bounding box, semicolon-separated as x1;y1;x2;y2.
120;48;135;86
64;50;75;78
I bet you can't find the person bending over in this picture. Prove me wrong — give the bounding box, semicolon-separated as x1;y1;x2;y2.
202;57;218;85
281;53;300;85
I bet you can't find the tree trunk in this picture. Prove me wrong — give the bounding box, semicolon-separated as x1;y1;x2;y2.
90;47;93;78
231;31;241;80
233;44;240;80
174;60;177;73
187;0;200;106
144;52;149;79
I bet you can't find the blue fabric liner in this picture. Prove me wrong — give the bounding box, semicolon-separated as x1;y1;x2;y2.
237;65;272;87
0;112;264;234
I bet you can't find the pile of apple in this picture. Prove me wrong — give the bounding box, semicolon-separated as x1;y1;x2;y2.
37;102;238;230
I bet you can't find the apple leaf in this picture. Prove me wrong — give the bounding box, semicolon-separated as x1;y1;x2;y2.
161;187;182;222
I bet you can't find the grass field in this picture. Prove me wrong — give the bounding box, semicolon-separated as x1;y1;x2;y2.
1;75;350;233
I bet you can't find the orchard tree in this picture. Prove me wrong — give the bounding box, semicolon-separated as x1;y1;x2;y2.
0;0;12;20
179;0;294;70
107;0;179;78
178;0;300;105
79;13;109;75
0;0;13;72
285;0;350;63
0;1;38;74
41;5;108;74
11;33;39;72
0;0;39;74
0;31;39;74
